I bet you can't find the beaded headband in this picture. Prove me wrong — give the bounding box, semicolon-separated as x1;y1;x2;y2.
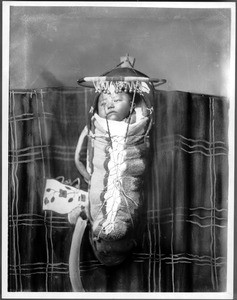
92;78;155;95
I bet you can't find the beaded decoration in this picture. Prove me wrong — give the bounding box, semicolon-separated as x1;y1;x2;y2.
92;80;151;95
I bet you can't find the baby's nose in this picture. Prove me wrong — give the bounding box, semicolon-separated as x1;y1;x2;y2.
106;99;115;109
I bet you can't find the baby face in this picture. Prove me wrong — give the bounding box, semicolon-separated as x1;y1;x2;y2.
98;92;132;121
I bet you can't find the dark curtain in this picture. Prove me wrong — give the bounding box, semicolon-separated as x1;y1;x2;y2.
8;87;228;292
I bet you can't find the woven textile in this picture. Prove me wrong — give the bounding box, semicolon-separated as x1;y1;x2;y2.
8;87;228;292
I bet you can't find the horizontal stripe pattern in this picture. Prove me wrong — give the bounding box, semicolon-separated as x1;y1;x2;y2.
8;137;228;164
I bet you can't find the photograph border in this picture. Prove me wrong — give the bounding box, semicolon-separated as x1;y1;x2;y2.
2;1;236;299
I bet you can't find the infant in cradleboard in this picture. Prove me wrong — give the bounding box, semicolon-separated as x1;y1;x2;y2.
74;55;166;266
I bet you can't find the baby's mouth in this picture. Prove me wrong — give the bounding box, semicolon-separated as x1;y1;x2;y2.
106;111;117;117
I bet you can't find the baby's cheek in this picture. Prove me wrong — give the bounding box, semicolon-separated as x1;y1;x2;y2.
98;107;106;118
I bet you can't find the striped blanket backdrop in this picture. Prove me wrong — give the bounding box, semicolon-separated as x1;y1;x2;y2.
8;87;228;292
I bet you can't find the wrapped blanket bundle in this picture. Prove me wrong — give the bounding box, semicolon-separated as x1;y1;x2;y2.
87;113;151;265
89;114;150;239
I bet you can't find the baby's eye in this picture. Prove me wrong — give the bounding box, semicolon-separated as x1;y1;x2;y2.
113;98;122;102
99;101;106;107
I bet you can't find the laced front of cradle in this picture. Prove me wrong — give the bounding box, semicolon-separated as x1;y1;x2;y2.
98;135;132;236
